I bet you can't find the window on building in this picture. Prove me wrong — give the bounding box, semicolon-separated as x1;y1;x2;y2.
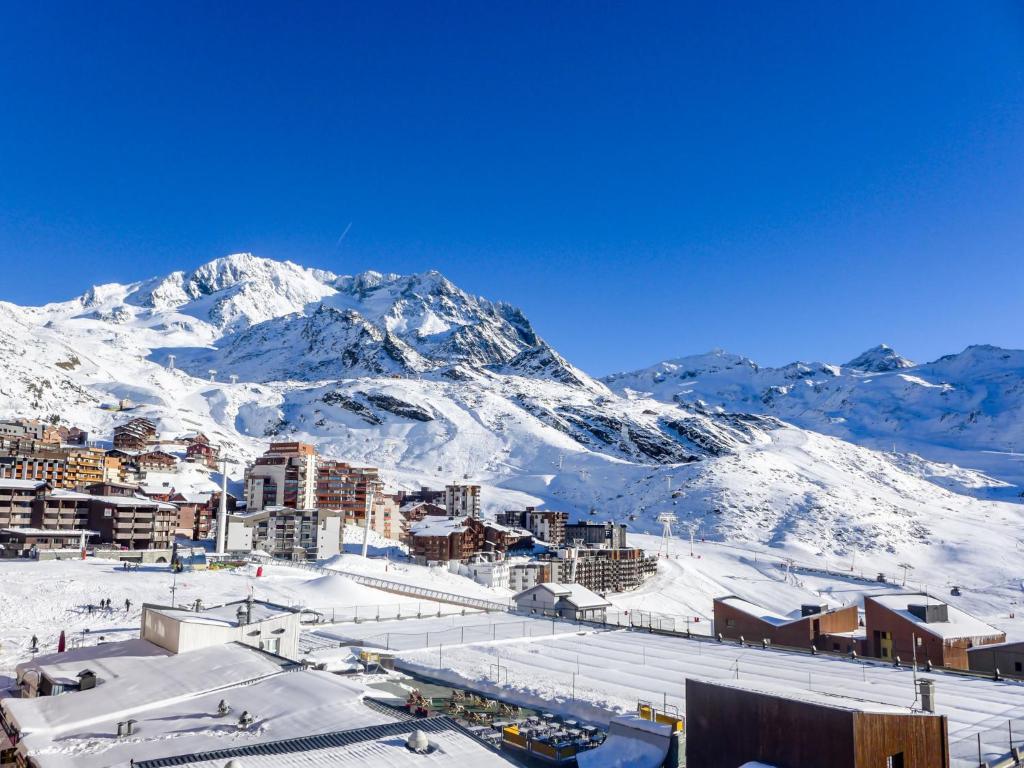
886;753;904;768
1015;661;1022;673
726;619;735;628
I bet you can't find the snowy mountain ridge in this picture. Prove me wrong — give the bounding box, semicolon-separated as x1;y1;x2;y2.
605;344;1024;492
1;254;1022;579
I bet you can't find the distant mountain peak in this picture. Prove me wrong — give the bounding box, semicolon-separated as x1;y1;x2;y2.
845;344;915;372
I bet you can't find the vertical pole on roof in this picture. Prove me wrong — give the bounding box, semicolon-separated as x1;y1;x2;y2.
977;732;982;765
216;455;229;555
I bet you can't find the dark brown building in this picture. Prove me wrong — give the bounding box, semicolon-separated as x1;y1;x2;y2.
113;418;158;451
26;487;176;549
137;450;178;472
968;640;1024;676
864;593;1005;670
185;439;219;469
685;678;950;768
714;596;862;650
0;478;49;529
409;516;531;563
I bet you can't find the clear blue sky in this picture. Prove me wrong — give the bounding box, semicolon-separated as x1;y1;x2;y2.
1;2;1022;374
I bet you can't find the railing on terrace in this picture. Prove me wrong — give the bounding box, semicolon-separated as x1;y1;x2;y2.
950;717;1024;768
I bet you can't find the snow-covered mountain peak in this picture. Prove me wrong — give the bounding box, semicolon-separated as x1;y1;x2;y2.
845;344;915;372
125;254;339;332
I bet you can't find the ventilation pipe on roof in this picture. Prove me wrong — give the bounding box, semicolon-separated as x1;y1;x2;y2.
918;678;936;713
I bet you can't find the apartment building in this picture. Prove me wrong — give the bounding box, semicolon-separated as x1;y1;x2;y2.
230;506;341;560
61;446;105;488
137;450;178;472
444;483;481;518
316;459;381;525
26;485;176;550
113;418;158;451
544;545;657;593
0;479;49;529
409;516;531;564
565;520;628;549
496;507;568;545
0;451;67;487
245;442;318;511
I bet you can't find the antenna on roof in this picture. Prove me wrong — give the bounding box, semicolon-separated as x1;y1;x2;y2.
208;369;217;382
167;354;176;371
229;374;239;385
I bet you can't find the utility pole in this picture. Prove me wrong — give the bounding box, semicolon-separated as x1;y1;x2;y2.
216;454;230;555
361;483;376;558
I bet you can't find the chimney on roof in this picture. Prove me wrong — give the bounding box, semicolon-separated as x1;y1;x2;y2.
918;678;936;713
908;603;948;624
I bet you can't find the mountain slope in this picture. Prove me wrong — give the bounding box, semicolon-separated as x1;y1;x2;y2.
0;254;1021;574
604;346;1024;495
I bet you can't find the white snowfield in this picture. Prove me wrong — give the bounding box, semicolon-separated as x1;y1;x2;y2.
0;559;470;679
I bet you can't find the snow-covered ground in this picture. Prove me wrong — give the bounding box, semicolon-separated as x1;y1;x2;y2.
385;614;1024;764
0;557;472;682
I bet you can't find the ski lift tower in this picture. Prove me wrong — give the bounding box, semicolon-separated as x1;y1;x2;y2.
657;512;678;559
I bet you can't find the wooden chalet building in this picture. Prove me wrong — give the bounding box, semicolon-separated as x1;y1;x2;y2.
864;593;1005;670
713;596;863;651
184;433;219;469
112;417;157;451
137;450;178;472
685;678;950;768
409;516;532;564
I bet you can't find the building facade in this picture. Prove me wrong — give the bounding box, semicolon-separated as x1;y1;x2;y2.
444;483;481;518
245;442;318;511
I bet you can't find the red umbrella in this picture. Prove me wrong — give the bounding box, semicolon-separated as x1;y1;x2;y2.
57;631;66;653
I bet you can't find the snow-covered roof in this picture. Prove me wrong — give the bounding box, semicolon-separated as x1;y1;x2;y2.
716;596;792;626
555;582;610;610
2;642;287;736
146;599;298;627
1;527;98;537
88;494;178;510
868;593;1004;641
47;489;94;500
0;478;48;491
164;719;518;768
409;516;468;537
695;677;913;714
519;582;610;609
15;638;172;687
21;671;400;768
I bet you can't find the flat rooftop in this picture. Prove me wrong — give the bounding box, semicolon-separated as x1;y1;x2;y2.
20;670;400;768
869;593;1004;641
145;599;297;627
3;642;287;736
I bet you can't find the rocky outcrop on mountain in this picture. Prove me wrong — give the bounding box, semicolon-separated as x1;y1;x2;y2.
846;344;915;372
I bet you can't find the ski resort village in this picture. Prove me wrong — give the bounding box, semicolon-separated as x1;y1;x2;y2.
0;256;1023;768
